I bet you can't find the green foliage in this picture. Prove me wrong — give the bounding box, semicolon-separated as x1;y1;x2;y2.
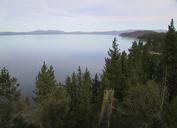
162;19;177;100
34;62;58;104
143;40;163;82
0;68;20;101
91;74;102;128
128;41;147;85
35;87;69;128
0;68;35;128
165;97;177;128
103;37;126;102
66;67;93;128
113;81;163;128
33;62;69;128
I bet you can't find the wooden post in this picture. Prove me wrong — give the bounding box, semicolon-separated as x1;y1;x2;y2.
99;89;114;128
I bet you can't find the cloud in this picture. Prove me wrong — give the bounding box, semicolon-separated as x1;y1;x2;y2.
0;0;177;31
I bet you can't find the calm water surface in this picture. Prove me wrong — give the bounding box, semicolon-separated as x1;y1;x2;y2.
0;34;135;97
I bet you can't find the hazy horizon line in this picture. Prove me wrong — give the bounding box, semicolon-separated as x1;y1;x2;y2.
0;29;167;33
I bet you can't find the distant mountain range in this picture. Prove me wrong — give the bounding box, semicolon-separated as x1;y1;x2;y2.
120;30;166;39
0;29;166;36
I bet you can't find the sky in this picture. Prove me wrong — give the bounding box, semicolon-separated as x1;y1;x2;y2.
0;0;177;32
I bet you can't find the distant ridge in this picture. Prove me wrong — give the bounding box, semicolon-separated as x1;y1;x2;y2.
0;30;65;35
0;30;123;36
0;29;166;36
120;30;166;38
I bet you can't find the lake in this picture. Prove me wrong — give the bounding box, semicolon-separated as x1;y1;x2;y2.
0;34;135;97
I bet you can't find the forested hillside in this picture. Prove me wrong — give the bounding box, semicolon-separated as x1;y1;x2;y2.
0;19;177;128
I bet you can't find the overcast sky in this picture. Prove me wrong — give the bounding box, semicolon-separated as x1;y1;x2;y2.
0;0;177;32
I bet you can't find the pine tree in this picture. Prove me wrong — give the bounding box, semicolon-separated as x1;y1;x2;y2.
143;40;162;82
66;72;79;113
92;74;101;105
91;74;102;128
102;37;123;101
79;68;92;128
34;63;69;128
115;81;162;128
165;96;177;128
36;87;69;128
34;62;58;104
128;41;146;85
66;67;93;128
0;67;20;101
120;51;128;96
162;19;177;100
77;66;82;87
0;68;35;128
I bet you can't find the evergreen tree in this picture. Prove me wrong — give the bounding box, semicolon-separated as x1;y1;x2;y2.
143;40;162;82
114;81;163;128
34;62;69;128
162;19;177;100
0;68;35;128
34;62;58;104
92;74;101;98
66;72;78;112
103;37;123;101
79;68;92;128
0;68;20;101
0;68;20;127
120;51;128;96
165;96;177;128
128;41;146;85
65;72;79;128
91;74;101;128
36;87;69;128
66;67;93;128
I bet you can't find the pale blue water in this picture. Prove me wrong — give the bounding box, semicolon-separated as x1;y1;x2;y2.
0;34;135;97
